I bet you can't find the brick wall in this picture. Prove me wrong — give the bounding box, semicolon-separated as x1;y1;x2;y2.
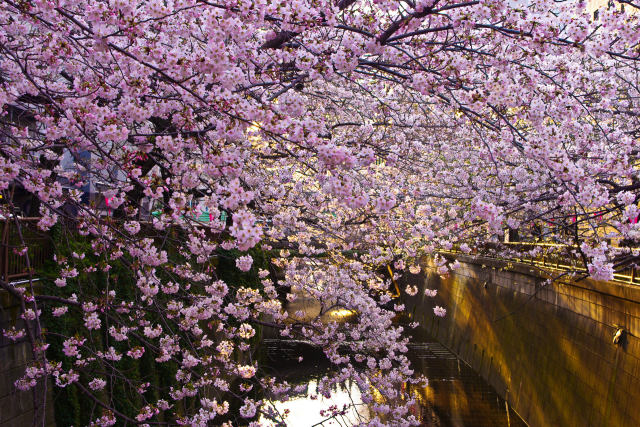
402;255;640;427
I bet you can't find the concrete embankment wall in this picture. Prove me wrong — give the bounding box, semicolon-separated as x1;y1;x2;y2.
0;290;55;427
401;255;640;427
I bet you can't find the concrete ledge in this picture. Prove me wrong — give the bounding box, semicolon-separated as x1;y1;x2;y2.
444;253;640;303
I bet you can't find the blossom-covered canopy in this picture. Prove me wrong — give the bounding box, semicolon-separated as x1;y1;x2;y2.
1;0;639;425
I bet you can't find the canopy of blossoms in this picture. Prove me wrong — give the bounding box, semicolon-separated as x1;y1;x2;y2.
1;0;639;425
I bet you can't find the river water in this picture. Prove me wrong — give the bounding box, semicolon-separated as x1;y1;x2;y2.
259;338;527;426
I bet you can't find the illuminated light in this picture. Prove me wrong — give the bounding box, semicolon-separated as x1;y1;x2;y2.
247;121;264;137
329;308;355;318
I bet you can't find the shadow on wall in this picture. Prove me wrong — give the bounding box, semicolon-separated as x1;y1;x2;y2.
400;256;640;427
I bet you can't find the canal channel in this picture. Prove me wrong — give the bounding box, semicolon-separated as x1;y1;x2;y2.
258;338;527;426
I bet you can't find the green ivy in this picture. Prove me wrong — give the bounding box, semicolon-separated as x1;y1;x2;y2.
36;225;279;426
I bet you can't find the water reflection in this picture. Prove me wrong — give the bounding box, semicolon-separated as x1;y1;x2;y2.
405;342;526;427
259;339;526;426
259;378;370;426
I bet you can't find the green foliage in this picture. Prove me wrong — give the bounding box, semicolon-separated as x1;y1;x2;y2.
37;225;150;425
214;245;275;290
36;225;279;426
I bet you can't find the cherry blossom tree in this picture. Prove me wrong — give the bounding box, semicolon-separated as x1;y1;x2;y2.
1;0;639;425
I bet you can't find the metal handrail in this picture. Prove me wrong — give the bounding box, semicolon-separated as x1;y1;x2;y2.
440;244;640;286
0;218;52;283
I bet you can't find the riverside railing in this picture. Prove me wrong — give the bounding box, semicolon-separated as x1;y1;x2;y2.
440;241;640;286
3;216;638;287
0;218;52;283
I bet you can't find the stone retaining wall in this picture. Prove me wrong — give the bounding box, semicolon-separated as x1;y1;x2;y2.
401;256;640;427
0;290;55;427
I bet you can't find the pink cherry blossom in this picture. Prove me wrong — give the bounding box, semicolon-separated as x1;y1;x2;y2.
433;306;447;317
235;255;253;272
0;0;638;424
88;378;107;391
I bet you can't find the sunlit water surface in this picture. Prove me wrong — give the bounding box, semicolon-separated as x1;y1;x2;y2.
258;339;526;427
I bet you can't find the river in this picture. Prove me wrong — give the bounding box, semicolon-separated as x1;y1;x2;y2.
258;338;527;426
